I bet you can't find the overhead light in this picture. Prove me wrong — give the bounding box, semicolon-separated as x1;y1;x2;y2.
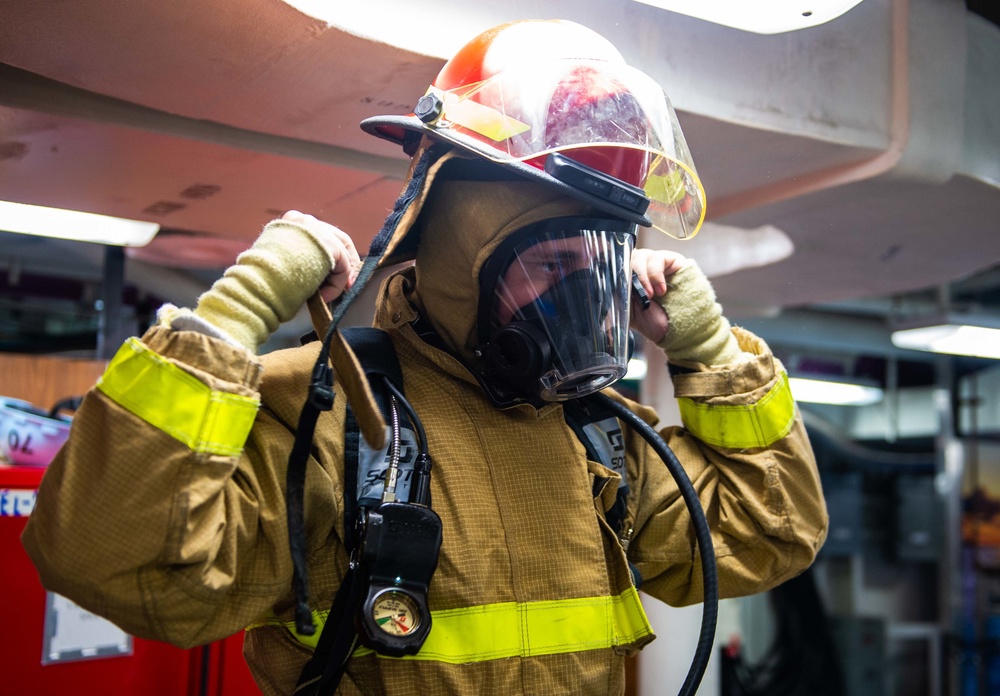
632;0;867;35
891;315;1000;359
788;376;883;406
0;201;159;247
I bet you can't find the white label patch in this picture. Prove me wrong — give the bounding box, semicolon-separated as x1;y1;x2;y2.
42;592;133;664
582;418;627;486
357;426;419;503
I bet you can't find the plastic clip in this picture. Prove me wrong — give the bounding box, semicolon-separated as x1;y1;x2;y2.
308;363;335;411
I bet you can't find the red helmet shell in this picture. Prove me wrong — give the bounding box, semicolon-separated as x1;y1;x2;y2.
360;19;706;239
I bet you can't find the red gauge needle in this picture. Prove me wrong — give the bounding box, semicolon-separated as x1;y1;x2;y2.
392;617;410;633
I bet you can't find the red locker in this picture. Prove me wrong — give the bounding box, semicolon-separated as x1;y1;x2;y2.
0;465;259;695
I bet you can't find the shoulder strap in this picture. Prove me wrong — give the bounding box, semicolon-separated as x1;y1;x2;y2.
340;327;405;387
295;327;404;696
339;327;407;531
563;398;631;537
565;396;643;587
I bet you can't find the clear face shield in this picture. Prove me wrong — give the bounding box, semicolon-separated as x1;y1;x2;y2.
423;59;706;240
477;217;636;401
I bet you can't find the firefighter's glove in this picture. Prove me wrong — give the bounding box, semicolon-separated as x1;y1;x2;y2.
655;260;743;366
185;216;353;352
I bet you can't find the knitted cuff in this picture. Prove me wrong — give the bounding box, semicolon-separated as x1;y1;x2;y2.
654;261;743;366
192;220;334;352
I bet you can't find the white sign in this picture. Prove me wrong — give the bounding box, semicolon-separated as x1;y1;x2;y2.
42;593;133;664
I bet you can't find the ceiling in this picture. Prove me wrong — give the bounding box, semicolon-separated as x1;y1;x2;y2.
0;0;999;390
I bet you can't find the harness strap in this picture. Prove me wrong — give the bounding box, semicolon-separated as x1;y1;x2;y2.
294;327;408;694
293;565;365;695
344;406;362;552
563;398;630;536
286;360;334;637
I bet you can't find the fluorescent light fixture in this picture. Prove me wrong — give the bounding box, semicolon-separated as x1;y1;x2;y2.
0;200;159;247
281;1;467;57
632;0;867;34
891;317;1000;360
789;376;883;406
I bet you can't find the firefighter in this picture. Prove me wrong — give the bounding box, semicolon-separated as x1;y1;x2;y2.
23;19;827;695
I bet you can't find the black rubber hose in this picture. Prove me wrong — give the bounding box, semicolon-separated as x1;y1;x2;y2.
593;392;719;696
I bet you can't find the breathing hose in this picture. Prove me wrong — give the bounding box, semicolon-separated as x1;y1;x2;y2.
593;392;719;696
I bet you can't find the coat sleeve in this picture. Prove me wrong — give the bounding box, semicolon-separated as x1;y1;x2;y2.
20;325;345;648
623;327;828;606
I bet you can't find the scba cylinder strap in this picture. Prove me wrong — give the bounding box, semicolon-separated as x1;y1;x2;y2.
293;327;440;695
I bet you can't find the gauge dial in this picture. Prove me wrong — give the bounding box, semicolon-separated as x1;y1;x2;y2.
371;590;421;636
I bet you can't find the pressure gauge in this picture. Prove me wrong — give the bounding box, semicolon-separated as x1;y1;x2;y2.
356;502;442;657
370;589;421;636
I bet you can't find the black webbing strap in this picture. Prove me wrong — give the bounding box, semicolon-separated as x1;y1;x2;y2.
286;361;335;637
343;404;362;554
293;328;406;694
293;563;365;695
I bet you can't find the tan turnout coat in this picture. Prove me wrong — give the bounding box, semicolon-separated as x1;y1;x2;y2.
23;269;827;695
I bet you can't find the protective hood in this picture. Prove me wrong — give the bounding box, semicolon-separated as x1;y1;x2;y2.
313;143;592;445
411;177;595;366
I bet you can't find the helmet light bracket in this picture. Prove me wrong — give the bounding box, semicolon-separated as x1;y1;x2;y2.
544;152;650;216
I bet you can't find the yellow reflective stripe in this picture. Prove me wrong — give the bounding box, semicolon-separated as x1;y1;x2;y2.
250;588;653;663
677;371;796;450
247;609;326;650
96;338;259;456
366;587;652;662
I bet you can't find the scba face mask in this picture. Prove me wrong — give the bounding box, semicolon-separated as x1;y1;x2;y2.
477;217;636;401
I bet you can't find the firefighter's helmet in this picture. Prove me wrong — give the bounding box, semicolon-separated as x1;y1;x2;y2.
361;19;706;240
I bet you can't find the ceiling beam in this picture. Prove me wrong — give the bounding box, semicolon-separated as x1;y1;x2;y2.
0;63;409;180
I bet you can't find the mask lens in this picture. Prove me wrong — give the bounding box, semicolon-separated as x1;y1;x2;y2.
486;221;634;400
